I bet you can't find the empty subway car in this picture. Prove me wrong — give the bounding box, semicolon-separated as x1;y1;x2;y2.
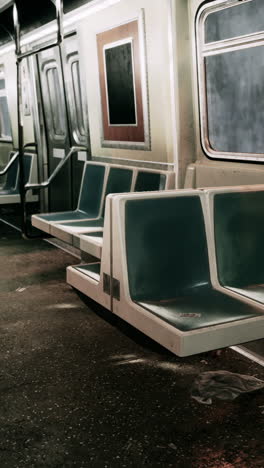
0;0;264;356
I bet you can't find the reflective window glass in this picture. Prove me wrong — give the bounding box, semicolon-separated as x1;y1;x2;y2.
47;67;66;137
71;60;85;137
198;0;264;159
206;46;264;153
0;72;12;140
205;0;264;43
0;95;12;138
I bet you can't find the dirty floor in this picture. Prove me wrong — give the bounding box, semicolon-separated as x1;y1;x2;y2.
0;221;263;468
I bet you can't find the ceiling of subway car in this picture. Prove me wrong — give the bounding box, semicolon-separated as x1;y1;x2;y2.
0;0;94;46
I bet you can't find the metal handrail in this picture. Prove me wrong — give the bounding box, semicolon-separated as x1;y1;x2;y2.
0;151;18;177
13;0;63;60
25;145;88;191
0;143;37;177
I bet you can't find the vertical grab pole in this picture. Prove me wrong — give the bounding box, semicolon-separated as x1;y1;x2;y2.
13;0;63;238
13;3;27;236
56;0;63;45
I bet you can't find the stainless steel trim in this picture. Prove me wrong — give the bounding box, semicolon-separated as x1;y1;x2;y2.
91;155;173;170
232;346;264;368
99;10;151;151
13;0;63;60
203;36;264;57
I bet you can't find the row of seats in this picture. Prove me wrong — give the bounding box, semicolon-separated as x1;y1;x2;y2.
32;161;175;254
66;186;264;357
0;152;38;204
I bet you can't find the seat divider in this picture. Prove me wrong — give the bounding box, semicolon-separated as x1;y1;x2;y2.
98;165;110;217
130;169;138;192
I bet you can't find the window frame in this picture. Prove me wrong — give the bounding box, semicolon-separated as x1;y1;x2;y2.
96;11;150;151
196;0;264;162
0;67;12;143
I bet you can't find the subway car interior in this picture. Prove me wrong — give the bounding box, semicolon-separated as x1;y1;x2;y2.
0;0;264;466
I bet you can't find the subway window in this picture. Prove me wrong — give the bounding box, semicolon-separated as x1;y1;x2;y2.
197;0;264;161
0;68;12;141
46;66;66;139
71;59;86;140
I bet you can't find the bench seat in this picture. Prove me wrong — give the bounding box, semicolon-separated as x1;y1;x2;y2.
112;191;264;355
123;195;263;330
33;210;103;234
138;285;262;332
48;165;134;242
67;190;264;356
50;218;105;244
75;170;173;255
34;162;174;244
78;231;103;256
32;163;106;234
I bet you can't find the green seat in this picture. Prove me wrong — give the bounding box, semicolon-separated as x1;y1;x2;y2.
75;263;101;282
24;154;34;184
102;166;133;213
0;153;19;195
37;164;106;222
139;287;260;332
125;196;262;332
214;191;264;304
135;171;166;192
57;166;133;230
73;170;166;252
0;153;34;197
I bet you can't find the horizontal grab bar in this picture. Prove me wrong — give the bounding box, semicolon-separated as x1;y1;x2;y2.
25;146;88;191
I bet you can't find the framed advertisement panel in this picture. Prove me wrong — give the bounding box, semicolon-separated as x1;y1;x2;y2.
97;13;150;150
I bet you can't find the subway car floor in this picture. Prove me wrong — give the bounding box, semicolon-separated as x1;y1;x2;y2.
0;220;264;468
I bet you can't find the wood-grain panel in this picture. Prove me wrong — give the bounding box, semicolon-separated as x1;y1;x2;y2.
97;20;145;143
